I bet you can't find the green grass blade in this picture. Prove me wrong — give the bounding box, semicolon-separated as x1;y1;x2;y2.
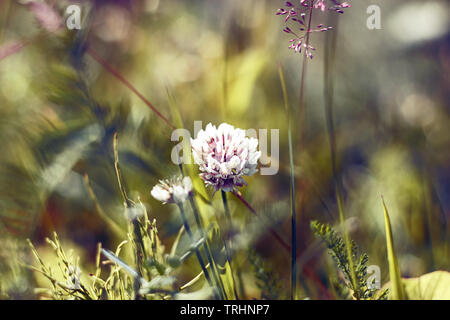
278;63;297;300
382;197;405;300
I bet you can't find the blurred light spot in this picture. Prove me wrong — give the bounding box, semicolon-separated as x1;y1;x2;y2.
95;5;131;43
2;73;29;102
145;0;160;13
400;254;426;277
199;31;223;59
1;56;30;102
399;93;436;127
152;53;203;84
57;171;86;200
171;14;199;51
345;217;360;233
387;2;449;45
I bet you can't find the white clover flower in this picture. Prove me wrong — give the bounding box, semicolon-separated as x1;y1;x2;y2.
190;123;261;192
151;176;193;204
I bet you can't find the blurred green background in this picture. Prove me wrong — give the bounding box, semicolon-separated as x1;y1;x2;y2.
0;0;448;299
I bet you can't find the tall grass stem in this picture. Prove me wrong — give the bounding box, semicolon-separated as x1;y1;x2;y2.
323;15;359;298
278;64;297;300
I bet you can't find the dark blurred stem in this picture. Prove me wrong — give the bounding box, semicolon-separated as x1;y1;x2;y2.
221;191;240;300
323;16;359;298
289;120;296;301
188;197;227;300
278;64;297;300
298;1;314;131
176;203;219;300
291;1;314;300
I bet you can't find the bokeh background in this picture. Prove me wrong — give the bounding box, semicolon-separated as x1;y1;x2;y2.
0;0;448;299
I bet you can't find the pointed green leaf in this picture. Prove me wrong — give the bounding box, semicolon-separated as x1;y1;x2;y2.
382;198;405;300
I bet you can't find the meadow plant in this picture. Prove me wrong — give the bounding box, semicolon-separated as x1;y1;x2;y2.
151;176;193;204
190;123;261;193
311;221;389;300
277;0;351;58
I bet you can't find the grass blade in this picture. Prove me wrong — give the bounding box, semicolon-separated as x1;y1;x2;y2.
278;63;297;300
382;197;405;300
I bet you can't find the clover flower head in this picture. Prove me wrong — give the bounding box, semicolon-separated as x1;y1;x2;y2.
190;123;261;192
151;176;193;204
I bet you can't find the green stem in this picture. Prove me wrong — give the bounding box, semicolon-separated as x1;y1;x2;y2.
323;15;359;298
279;64;297;300
287;0;315;299
297;1;314;132
221;190;240;300
278;64;297;300
189;197;227;300
177;203;219;300
176;161;226;299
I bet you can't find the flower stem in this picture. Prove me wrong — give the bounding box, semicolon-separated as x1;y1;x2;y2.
298;1;314;123
176;203;219;300
221;190;240;300
188;197;227;300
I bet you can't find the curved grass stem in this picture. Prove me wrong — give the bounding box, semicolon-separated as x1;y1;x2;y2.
323;15;359;298
189;197;227;300
176;203;219;300
278;64;297;300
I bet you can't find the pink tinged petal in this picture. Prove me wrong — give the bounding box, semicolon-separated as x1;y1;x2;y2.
28;1;62;33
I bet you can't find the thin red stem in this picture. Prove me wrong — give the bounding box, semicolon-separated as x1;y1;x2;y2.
87;48;175;129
